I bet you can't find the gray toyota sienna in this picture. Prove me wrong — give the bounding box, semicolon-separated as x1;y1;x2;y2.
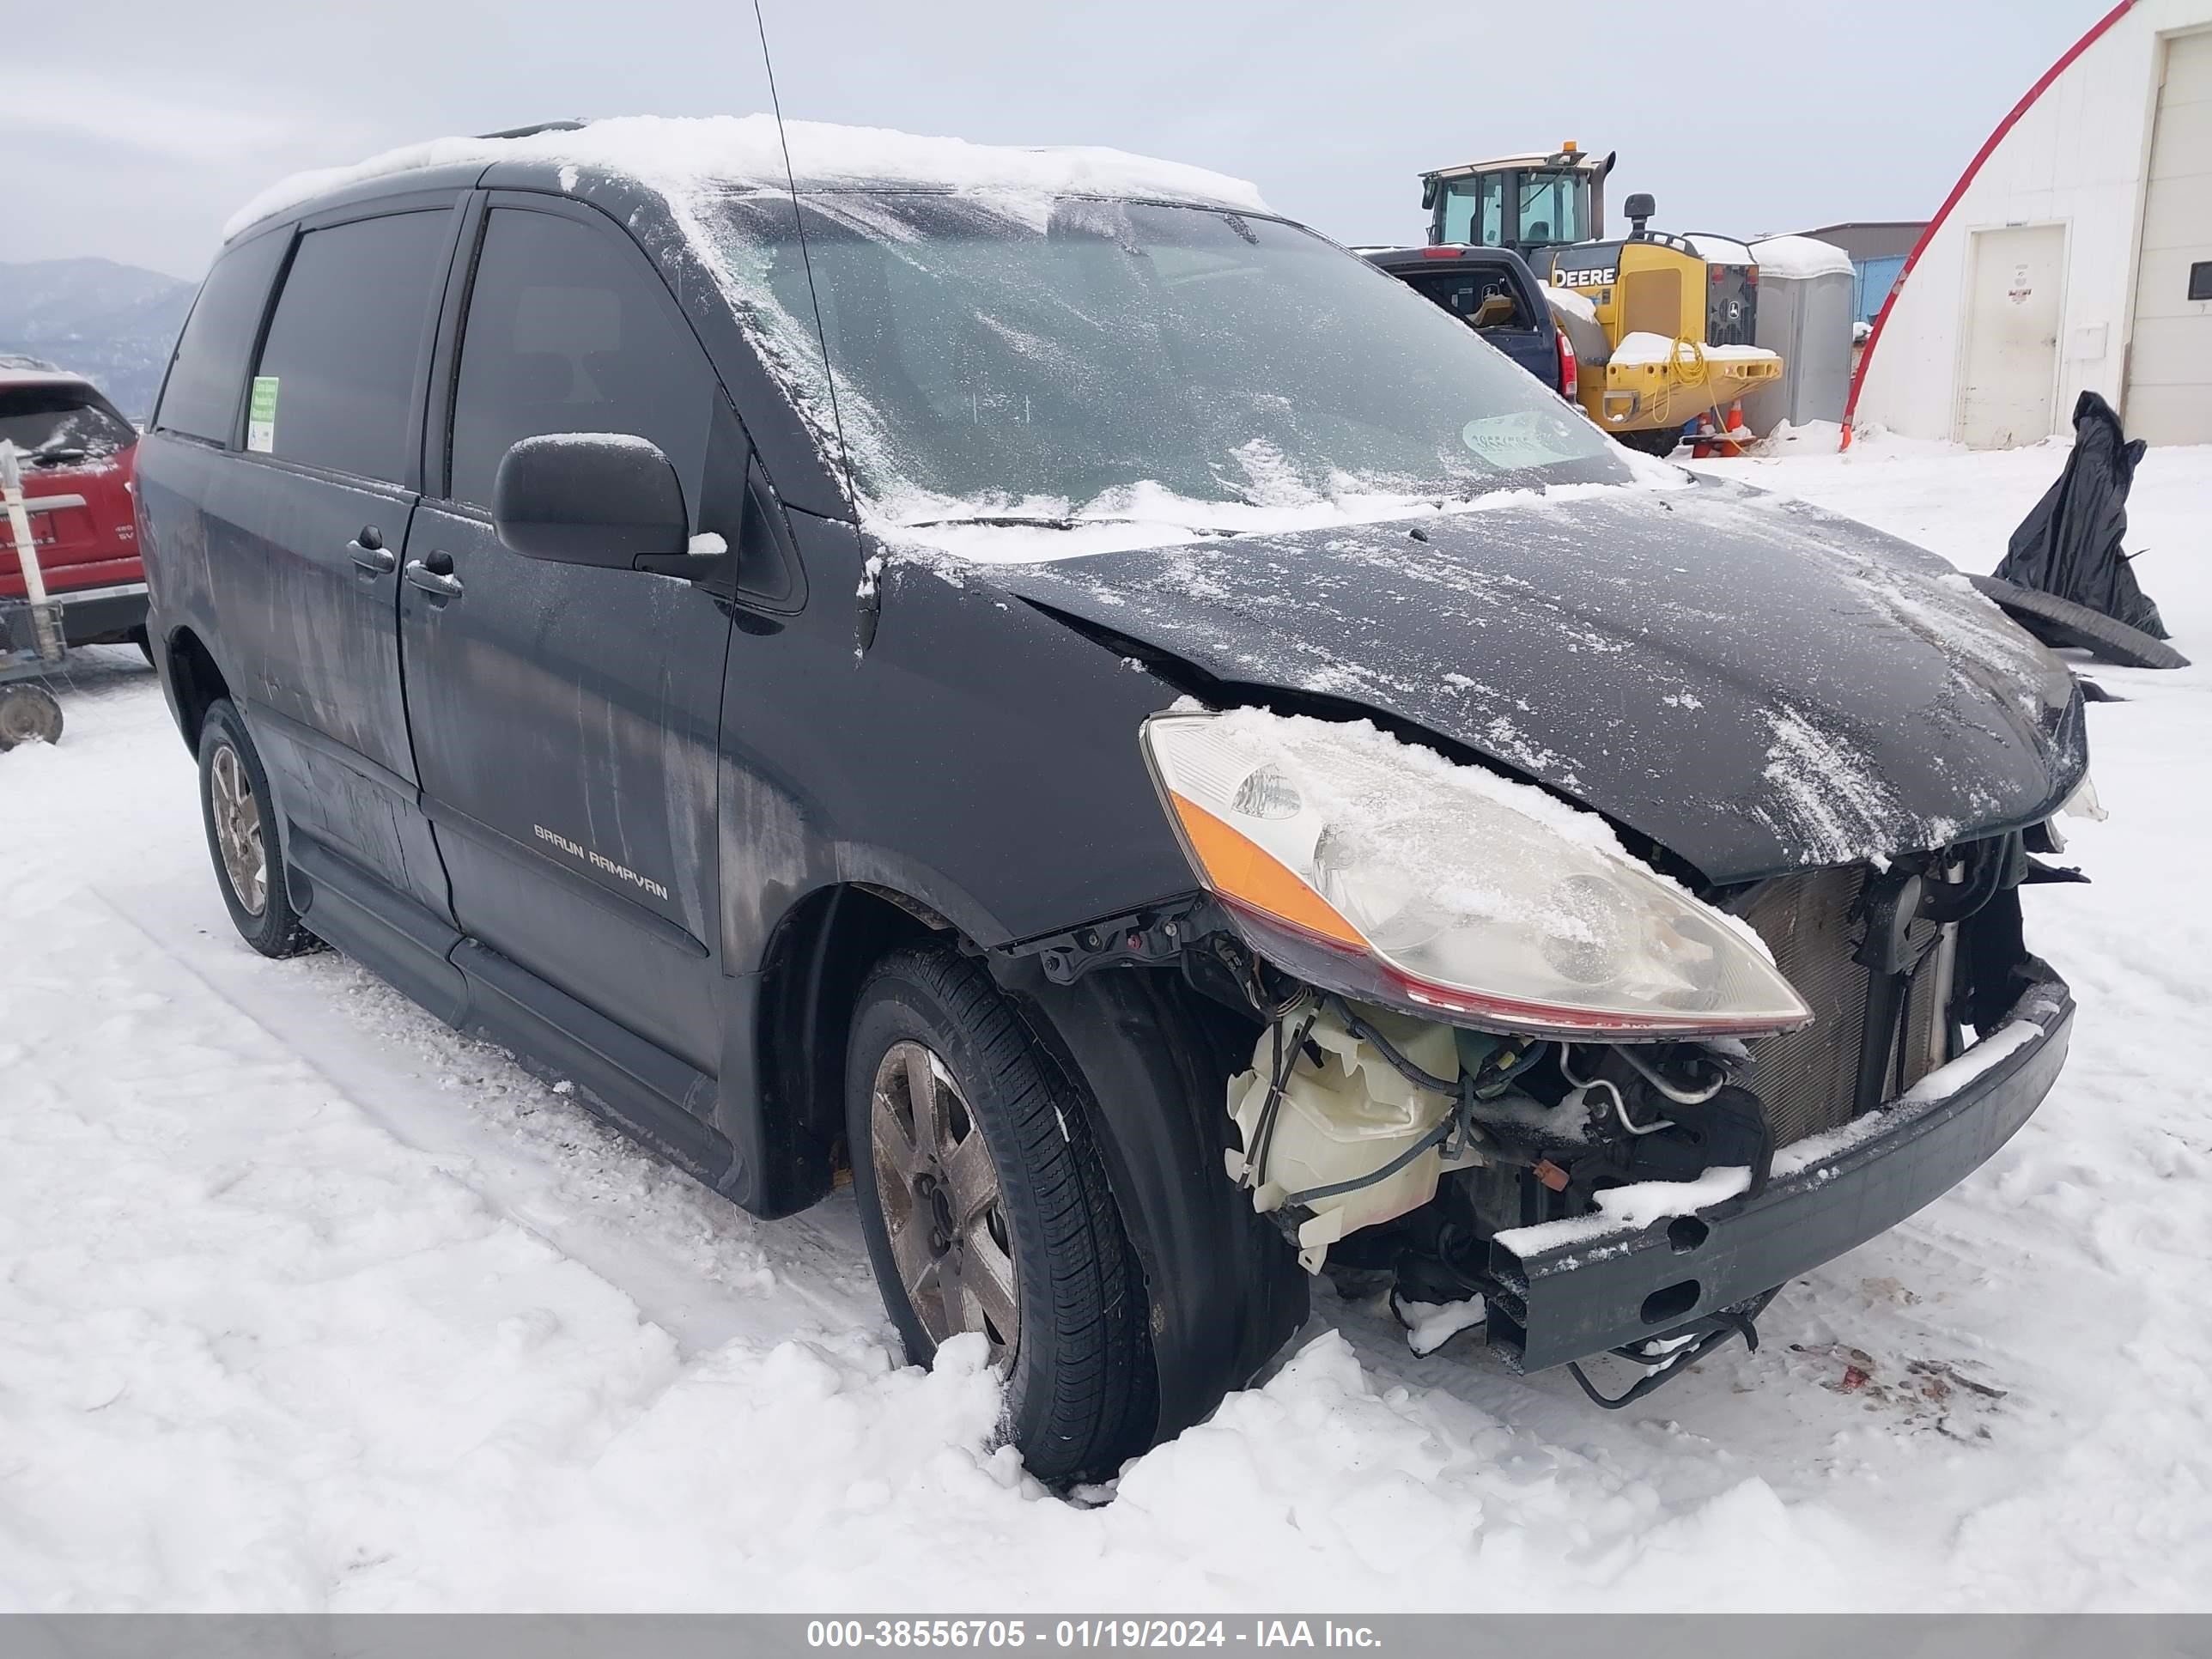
138;117;2090;1479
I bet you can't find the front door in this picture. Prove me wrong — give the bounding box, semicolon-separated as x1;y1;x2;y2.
400;198;738;1074
1957;222;2063;449
224;203;459;927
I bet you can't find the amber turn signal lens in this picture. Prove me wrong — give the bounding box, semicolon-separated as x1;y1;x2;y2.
1167;793;1365;951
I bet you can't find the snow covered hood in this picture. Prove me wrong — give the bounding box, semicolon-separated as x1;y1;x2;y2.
975;477;2086;884
225;115;1269;241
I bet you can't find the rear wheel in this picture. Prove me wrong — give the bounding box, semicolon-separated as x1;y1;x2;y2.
847;947;1153;1482
198;699;318;958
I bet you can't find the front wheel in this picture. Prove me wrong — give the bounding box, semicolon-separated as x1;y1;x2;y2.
847;947;1153;1482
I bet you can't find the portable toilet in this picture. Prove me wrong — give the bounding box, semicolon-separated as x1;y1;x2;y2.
1741;235;1856;436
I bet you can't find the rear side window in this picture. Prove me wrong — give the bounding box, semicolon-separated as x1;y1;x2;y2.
1402;270;1530;330
155;232;287;443
447;207;714;512
0;385;136;459
252;210;452;484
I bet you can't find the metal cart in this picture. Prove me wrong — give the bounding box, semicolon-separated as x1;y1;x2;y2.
1;439;68;749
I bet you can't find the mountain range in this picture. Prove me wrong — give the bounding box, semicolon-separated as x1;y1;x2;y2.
1;258;198;420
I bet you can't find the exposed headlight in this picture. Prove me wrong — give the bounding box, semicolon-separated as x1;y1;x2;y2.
1140;708;1813;1040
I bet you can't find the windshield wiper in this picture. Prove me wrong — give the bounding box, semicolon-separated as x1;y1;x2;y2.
895;514;1244;537
902;514;1136;531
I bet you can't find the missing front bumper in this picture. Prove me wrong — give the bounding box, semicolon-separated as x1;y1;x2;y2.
1482;978;2074;1373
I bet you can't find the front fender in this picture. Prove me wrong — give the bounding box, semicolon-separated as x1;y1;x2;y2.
989;956;1310;1447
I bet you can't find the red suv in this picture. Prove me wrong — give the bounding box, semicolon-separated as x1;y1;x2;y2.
1;359;149;651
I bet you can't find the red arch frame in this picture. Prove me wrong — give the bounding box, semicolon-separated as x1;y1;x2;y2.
1839;0;2137;449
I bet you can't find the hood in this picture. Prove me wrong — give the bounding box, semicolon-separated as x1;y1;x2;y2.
963;478;2086;884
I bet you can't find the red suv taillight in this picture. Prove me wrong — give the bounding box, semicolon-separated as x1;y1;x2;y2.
1556;327;1578;400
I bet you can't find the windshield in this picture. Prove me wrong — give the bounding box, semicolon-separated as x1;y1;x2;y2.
695;193;1621;522
0;385;136;462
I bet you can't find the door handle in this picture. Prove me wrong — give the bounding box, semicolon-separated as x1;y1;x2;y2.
349;525;395;575
404;556;463;599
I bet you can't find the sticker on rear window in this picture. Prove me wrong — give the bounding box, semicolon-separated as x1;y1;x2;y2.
246;376;278;453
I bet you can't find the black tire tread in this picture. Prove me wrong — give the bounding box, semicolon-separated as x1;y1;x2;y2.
1968;573;2191;670
848;946;1152;1481
0;683;64;750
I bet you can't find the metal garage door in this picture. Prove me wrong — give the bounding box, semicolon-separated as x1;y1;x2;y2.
1957;223;2064;448
2125;28;2212;446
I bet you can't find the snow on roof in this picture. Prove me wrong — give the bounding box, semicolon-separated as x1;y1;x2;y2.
1425;150;1605;178
1686;233;1755;266
0;363;94;389
224;115;1271;241
1751;234;1855;280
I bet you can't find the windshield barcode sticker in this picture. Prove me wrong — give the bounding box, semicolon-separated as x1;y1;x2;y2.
246;377;278;453
1461;410;1584;471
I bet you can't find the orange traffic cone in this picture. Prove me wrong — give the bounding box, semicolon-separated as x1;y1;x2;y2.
1691;415;1716;459
1716;404;1748;458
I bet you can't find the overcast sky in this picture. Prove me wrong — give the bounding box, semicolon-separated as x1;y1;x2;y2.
11;0;2105;279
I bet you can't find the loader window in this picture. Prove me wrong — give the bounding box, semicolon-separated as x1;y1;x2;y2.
1437;174;1504;246
1516;173;1587;246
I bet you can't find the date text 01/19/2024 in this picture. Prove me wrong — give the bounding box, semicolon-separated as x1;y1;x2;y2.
805;1622;1384;1650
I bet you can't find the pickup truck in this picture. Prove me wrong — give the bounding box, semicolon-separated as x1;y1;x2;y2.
1362;245;1574;398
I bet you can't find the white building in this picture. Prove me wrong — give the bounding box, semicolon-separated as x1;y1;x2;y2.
1849;0;2212;447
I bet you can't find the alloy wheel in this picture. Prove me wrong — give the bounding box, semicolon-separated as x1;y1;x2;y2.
868;1039;1019;1363
209;742;267;916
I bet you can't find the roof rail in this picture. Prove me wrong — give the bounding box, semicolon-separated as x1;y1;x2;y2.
474;118;590;140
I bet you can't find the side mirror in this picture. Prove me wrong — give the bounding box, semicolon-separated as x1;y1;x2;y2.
493;433;689;568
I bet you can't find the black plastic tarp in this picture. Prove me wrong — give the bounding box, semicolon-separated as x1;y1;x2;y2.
1994;391;2169;639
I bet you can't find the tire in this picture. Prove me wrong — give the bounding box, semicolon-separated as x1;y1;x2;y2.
847;946;1152;1482
1615;427;1684;457
0;683;64;750
1968;574;2191;670
197;699;318;958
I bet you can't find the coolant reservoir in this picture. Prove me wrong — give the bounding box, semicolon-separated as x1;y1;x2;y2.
1225;1001;1472;1273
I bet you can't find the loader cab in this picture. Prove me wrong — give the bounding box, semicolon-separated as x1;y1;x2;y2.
1421;146;1614;260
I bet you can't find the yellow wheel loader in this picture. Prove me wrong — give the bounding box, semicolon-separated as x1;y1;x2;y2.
1420;146;1781;452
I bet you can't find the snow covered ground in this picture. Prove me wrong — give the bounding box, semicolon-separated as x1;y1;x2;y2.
2;433;2207;1612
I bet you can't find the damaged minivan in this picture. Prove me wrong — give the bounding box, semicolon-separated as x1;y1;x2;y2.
138;118;2092;1480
